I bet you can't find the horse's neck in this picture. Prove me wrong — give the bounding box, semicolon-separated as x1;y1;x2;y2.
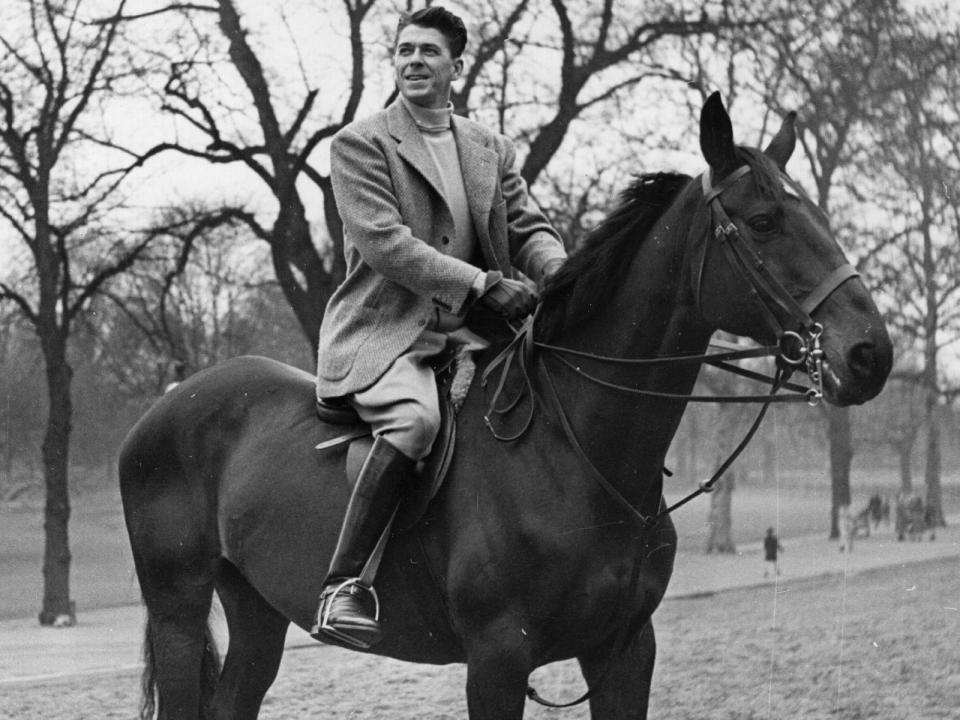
546;192;711;509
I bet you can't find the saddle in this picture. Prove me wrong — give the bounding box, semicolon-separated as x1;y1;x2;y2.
313;332;485;532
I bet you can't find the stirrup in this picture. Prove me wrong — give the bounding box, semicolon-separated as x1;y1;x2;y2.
312;578;381;649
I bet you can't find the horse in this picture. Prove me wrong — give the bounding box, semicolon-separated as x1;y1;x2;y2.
119;93;892;720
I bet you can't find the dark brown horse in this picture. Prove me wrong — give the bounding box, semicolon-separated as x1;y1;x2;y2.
119;93;892;719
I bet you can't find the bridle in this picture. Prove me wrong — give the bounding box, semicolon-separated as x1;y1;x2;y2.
483;162;859;520
697;164;858;397
492;164;860;710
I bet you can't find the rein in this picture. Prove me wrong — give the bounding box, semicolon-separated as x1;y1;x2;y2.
481;314;794;525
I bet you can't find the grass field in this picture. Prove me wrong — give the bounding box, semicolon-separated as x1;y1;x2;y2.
2;464;958;620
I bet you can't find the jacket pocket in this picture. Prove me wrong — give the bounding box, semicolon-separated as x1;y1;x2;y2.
319;302;380;380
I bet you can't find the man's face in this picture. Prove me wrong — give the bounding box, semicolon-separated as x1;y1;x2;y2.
394;24;462;109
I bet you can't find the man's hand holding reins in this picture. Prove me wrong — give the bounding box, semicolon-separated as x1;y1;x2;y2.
480;271;538;320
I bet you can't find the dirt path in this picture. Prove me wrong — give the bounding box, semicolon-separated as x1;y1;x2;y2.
3;557;957;719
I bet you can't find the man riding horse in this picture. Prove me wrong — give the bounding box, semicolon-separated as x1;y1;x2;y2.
312;6;567;648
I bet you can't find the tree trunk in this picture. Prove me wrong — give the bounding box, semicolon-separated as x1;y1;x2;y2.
705;470;736;553
38;339;75;626
268;215;332;355
217;0;340;356
827;405;852;539
897;442;912;494
2;395;12;485
924;407;946;527
918;145;944;529
705;416;737;553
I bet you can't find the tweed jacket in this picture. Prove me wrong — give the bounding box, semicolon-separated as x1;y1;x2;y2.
315;99;566;398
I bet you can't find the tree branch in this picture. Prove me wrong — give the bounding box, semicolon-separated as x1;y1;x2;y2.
90;3;217;24
0;277;39;323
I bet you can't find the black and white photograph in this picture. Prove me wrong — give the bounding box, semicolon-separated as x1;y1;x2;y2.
0;1;957;718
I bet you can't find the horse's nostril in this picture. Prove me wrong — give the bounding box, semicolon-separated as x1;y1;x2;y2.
849;342;880;380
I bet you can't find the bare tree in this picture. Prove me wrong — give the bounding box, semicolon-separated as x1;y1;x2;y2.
747;0;921;538
0;310;45;489
868;16;960;527
456;0;763;187
107;0;379;352
106;0;762;352
0;0;243;624
91;211;308;398
856;378;925;493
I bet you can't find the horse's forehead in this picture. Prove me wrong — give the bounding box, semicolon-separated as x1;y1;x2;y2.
780;176;803;200
729;169;812;212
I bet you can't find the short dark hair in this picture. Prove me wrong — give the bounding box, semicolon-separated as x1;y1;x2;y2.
397;6;468;58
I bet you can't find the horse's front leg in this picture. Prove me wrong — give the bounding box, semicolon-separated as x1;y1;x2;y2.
463;620;532;720
578;620;657;719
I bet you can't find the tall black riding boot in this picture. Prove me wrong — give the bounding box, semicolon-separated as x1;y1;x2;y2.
310;436;414;648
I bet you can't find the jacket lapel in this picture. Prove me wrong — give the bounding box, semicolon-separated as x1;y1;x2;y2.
387;101;446;202
453;117;500;268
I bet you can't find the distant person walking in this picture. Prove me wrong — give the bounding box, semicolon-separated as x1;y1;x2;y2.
763;527;783;578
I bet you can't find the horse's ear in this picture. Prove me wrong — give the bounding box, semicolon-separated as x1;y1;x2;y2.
699;92;738;179
765;110;797;169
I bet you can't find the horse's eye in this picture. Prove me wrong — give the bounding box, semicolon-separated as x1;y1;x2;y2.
748;214;778;235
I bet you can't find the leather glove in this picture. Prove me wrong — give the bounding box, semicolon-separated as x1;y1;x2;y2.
480;271;539;321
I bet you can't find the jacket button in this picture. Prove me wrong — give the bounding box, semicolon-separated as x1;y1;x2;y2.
441;236;450;245
418;319;427;327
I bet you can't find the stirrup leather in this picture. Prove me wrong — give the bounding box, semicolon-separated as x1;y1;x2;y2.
312;578;381;649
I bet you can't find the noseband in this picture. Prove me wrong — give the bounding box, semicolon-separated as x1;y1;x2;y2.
698;165;859;400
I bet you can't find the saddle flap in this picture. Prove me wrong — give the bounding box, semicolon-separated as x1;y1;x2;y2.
338;396;456;533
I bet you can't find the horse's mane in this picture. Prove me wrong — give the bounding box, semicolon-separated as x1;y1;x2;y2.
537;172;692;339
537;148;784;341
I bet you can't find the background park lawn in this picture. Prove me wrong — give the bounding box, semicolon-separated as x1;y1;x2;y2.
2;464;957;621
